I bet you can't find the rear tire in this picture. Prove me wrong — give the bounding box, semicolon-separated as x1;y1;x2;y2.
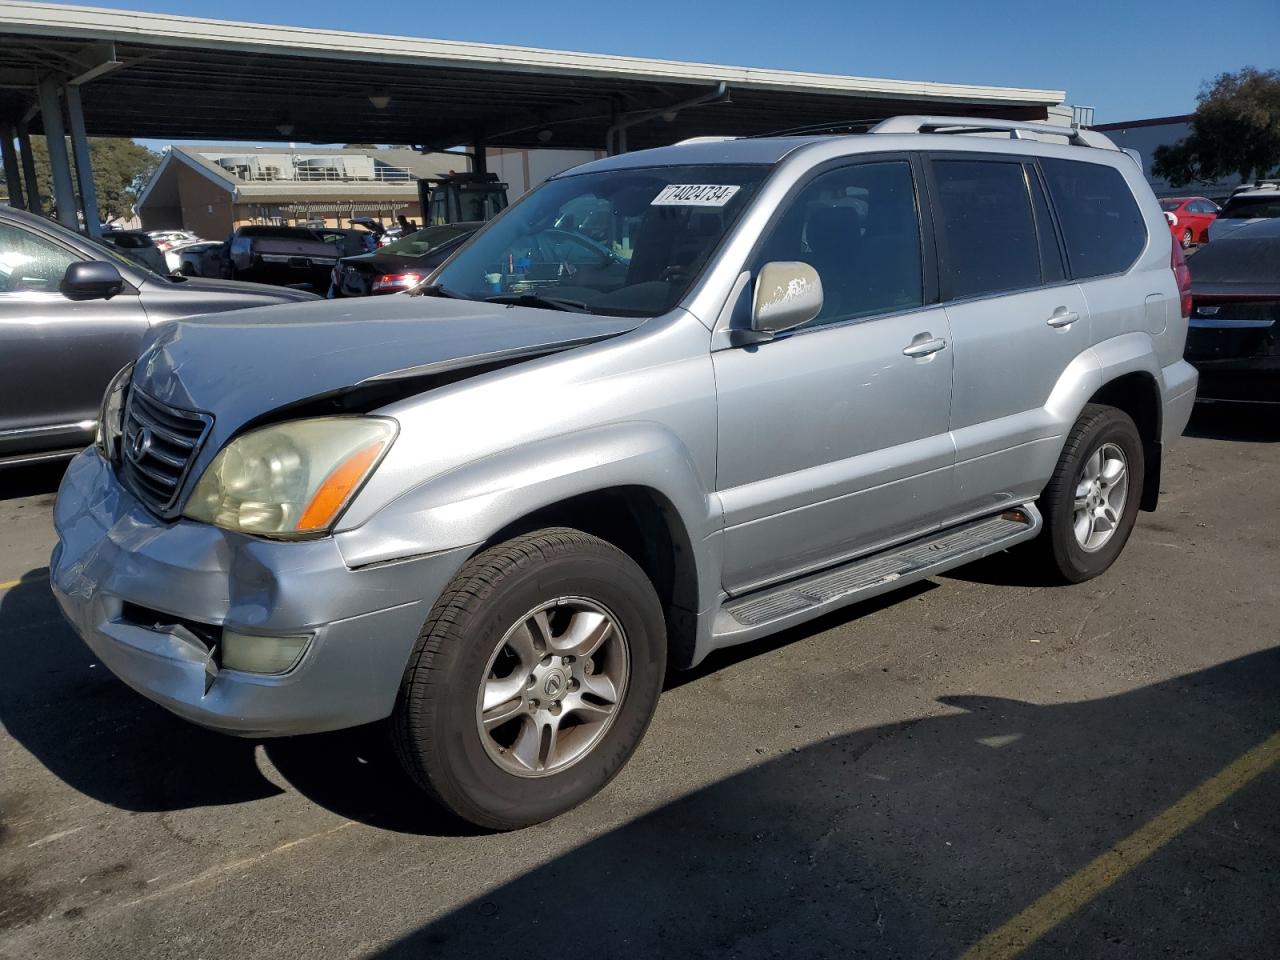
1181;228;1194;249
392;528;666;830
1033;404;1144;584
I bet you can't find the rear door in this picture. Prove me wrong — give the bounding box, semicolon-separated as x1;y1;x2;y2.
0;220;149;459
926;154;1091;515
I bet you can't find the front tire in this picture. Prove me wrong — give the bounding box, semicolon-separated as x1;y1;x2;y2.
392;528;666;830
1181;228;1194;249
1034;404;1144;583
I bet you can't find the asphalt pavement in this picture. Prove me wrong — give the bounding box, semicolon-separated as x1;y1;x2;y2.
1;406;1277;959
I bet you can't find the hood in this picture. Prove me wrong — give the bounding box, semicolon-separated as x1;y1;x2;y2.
139;275;319;322
135;294;645;447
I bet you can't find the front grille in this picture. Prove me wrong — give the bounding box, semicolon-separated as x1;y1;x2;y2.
119;389;213;517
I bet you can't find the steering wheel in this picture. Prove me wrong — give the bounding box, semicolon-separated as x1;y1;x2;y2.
539;228;624;267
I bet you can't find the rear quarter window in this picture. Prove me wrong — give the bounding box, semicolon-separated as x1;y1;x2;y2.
1040;159;1146;279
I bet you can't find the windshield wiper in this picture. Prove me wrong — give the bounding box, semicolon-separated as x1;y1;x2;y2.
409;282;467;299
484;292;590;313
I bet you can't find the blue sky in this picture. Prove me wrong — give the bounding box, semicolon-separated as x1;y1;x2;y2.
48;0;1280;145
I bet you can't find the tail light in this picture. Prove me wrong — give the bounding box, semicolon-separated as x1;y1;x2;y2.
370;272;423;294
1171;239;1192;318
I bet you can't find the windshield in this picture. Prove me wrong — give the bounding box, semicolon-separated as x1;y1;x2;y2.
382;224;472;258
432;164;770;317
1221;195;1280;219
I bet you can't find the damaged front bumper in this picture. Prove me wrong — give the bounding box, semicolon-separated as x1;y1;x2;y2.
50;449;471;737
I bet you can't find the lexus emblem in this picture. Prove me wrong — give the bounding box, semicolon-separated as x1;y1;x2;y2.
130;426;153;461
543;672;564;697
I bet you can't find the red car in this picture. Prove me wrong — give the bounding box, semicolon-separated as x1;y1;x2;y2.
1159;196;1220;249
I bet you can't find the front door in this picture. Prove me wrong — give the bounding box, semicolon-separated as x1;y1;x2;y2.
0;220;148;459
713;158;956;594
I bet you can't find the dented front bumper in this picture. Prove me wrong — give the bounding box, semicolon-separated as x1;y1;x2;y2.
50;449;470;737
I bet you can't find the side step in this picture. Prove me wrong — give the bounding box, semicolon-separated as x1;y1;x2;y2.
714;504;1042;645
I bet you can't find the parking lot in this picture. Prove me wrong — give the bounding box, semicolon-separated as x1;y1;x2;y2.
1;406;1277;960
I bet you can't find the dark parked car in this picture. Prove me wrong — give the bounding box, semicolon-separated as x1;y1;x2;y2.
328;222;477;297
1184;217;1280;404
0;206;318;467
98;229;169;274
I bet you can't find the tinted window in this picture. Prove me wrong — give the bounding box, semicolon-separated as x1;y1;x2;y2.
933;159;1040;299
1028;168;1066;284
0;223;76;293
1159;199;1181;212
1040;159;1146;279
752;160;923;326
1220;195;1280;219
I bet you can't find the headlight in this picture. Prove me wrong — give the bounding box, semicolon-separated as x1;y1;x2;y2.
183;417;397;537
96;363;133;461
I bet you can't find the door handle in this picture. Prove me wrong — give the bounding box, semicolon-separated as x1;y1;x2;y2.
903;336;947;358
1047;308;1079;328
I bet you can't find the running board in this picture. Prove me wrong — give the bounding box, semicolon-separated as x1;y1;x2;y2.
713;504;1041;645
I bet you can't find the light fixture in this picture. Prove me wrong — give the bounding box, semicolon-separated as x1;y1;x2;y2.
537;128;553;143
275;121;295;137
368;92;392;111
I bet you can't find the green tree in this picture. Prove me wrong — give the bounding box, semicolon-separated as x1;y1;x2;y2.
1153;67;1280;186
3;137;159;223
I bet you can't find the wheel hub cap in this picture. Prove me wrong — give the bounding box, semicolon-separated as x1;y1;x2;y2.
1072;441;1129;552
476;597;629;778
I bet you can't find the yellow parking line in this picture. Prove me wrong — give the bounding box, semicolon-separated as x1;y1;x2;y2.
961;730;1280;960
0;578;22;592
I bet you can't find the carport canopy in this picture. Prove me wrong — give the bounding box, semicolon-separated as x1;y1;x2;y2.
0;2;1064;230
0;1;1069;149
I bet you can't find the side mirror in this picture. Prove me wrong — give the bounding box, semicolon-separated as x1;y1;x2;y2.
61;261;125;302
751;261;824;336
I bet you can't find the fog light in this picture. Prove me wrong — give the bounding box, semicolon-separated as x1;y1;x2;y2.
221;630;311;675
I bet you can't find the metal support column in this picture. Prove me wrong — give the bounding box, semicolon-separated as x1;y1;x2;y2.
17;121;41;214
37;76;78;229
1;124;24;209
64;84;100;235
471;133;488;175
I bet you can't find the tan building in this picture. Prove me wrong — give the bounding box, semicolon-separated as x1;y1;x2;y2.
135;145;468;238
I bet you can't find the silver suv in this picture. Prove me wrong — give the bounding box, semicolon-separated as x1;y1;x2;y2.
52;116;1198;829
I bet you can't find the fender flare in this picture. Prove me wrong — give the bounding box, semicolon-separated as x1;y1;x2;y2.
1046;332;1165;509
335;420;719;579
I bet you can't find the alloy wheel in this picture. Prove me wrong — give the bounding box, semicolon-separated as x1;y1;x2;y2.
1072;442;1129;552
476;597;629;778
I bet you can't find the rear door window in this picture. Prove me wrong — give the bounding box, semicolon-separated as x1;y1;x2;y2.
1039;158;1146;279
1028;167;1066;284
931;158;1040;299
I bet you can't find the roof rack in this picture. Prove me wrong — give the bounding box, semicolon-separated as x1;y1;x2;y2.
869;115;1121;151
1230;179;1280;194
746;118;884;139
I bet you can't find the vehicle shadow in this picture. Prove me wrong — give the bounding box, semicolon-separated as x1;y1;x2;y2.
0;571;467;832
0;461;68;501
373;647;1280;959
0;569;937;835
1184;404;1280;443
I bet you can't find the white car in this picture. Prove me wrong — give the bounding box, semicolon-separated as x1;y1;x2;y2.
1206;181;1280;241
164;239;220;274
